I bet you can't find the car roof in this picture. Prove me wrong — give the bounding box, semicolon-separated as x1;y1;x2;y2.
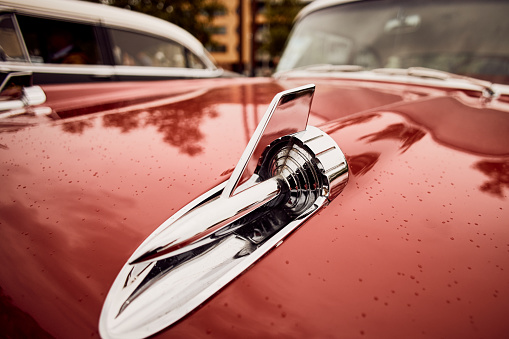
0;0;214;68
296;0;361;21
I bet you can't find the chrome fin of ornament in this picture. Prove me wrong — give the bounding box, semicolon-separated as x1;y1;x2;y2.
99;84;349;339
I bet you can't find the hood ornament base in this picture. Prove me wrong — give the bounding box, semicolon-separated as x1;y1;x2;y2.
100;84;348;339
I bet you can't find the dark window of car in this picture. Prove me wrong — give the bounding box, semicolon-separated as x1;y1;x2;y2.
109;28;190;68
0;14;26;62
15;15;102;65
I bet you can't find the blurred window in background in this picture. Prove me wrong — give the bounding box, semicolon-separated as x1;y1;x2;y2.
110;29;205;69
186;50;206;69
0;14;26;62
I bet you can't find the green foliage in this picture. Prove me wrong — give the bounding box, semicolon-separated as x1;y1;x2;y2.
83;0;226;46
262;0;305;58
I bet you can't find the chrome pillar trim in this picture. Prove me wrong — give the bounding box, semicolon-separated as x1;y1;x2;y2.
100;85;349;339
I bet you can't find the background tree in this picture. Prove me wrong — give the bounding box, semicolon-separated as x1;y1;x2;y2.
83;0;225;47
261;0;305;60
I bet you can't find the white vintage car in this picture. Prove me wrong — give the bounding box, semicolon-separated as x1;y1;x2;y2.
0;0;229;84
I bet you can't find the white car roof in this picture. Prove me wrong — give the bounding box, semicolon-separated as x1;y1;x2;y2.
296;0;361;21
0;0;215;68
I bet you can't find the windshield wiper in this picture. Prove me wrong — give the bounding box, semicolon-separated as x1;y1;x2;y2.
372;67;497;99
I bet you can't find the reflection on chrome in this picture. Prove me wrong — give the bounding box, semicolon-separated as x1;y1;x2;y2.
99;85;349;339
0;71;47;115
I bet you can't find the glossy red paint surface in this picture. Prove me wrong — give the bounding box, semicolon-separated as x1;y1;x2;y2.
1;77;508;338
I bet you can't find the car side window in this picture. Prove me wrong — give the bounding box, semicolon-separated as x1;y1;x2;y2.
186;49;206;69
110;28;190;68
0;14;26;62
15;14;102;65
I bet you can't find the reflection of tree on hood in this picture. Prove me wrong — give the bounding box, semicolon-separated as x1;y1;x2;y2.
474;160;509;199
59;84;286;156
100;96;219;156
360;123;426;153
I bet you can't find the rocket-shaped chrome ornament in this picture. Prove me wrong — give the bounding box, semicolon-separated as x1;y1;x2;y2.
100;84;348;339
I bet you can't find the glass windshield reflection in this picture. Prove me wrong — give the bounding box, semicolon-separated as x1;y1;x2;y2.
277;0;509;85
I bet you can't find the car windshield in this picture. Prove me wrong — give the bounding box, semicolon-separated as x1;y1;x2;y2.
277;0;509;85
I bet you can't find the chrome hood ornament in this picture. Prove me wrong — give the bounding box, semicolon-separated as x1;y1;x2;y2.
100;84;349;339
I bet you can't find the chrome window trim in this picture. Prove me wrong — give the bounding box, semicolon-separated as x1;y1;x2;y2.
0;63;115;77
0;63;225;79
113;65;224;78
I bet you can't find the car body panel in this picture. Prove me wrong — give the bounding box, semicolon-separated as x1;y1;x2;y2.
1;76;508;338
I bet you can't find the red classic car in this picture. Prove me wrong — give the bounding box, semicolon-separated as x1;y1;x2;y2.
1;0;509;338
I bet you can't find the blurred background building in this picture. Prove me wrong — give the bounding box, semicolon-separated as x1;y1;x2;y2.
207;0;306;76
88;0;308;76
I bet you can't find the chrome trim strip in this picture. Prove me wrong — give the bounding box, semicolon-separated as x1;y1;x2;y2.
0;63;115;76
0;64;221;78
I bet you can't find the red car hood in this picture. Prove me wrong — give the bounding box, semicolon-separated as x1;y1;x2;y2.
1;77;508;338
